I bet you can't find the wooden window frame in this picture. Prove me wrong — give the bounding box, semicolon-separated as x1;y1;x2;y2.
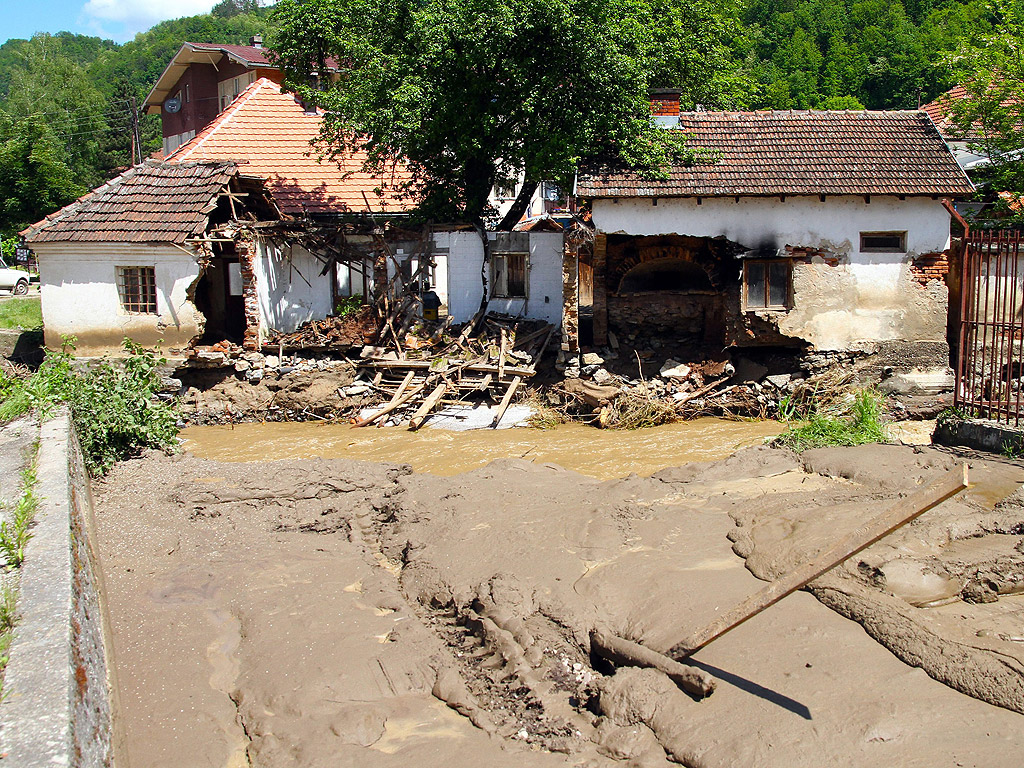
116;266;157;314
860;231;907;253
491;252;529;299
743;259;792;311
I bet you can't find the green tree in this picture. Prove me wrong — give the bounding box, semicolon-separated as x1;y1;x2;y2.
0;113;82;237
269;0;738;225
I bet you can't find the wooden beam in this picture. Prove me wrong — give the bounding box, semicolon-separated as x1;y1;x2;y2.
591;629;715;698
353;382;426;427
408;383;447;430
669;464;969;659
491;375;522;428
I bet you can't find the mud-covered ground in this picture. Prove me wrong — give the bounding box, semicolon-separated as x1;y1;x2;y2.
94;444;1024;768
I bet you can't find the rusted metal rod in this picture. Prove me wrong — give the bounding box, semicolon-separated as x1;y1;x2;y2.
669;464;969;660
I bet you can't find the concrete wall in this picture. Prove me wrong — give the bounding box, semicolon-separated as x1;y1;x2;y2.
434;231;564;325
35;242;203;356
0;412;119;767
592;195;953;353
255;240;334;336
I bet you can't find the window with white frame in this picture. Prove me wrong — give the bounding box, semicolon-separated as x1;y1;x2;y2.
743;260;791;310
859;231;907;253
116;266;157;314
491;252;528;299
218;72;257;111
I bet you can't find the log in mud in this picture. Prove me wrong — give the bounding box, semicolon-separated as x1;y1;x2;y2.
93;437;1024;767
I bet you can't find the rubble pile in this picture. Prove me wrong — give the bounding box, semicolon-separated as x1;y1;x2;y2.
263;308;377;351
352;311;557;429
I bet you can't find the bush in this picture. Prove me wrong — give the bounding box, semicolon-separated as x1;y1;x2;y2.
774;389;888;451
0;338;180;475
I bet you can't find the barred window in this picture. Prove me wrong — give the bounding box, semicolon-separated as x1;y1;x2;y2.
860;231;907;253
117;266;157;314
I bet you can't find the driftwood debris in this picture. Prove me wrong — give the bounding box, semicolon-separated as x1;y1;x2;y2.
590;628;716;698
669;464;970;659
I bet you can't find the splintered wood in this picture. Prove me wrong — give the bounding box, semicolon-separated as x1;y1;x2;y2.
355;312;555;430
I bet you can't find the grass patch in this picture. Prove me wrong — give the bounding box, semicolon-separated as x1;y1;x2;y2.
0;298;41;331
0;454;38;569
775;389;888;451
0;338;180;475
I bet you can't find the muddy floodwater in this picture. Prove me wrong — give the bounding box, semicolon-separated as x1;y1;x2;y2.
180;417;783;479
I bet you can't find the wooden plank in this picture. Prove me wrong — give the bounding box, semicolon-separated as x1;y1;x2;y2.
590;629;714;698
353;382;426;427
477;373;493;393
490;375;522;428
376;370;416;428
669;464;969;659
408;383;448;431
498;328;508;380
360;360;536;378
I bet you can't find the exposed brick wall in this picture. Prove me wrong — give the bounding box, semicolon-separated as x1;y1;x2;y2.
785;245;841;267
910;251;950;286
592;233;608;345
238;239;261;350
561;238;580;353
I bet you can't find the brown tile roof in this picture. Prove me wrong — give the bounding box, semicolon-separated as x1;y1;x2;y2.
186;42;274;66
167;78;415;216
921;86;969;138
577;110;974;198
23;160;236;244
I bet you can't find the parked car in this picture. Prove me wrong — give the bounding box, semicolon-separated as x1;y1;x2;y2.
0;260;30;295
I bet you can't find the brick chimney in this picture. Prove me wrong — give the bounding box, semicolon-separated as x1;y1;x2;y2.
650;89;681;127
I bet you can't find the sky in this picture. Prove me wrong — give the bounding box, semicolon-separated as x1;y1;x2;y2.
2;0;219;46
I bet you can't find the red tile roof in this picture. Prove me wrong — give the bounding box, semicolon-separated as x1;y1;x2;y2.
167;78;415;216
921;86;969;137
23;161;237;244
578;110;974;198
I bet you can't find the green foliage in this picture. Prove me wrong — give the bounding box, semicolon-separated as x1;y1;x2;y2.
334;294;364;318
0;112;83;237
270;0;738;223
945;0;1024;196
775;389;888;451
0;338;180;475
0;453;38;569
0;298;42;331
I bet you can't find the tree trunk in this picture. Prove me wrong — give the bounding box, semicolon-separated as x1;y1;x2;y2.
496;180;539;231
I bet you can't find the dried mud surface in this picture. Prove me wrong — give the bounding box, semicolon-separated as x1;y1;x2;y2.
93;444;1024;768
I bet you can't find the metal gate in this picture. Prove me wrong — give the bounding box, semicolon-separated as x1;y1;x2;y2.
955;228;1024;424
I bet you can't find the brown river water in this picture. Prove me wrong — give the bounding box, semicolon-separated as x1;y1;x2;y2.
180;417;784;480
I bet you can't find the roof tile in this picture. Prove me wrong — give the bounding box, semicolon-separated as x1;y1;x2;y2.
168;78;415;215
578;110;974;198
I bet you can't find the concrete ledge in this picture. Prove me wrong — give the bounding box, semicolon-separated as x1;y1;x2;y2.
0;411;116;767
933;416;1024;455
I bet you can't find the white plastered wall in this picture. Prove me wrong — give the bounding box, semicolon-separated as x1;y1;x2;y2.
592;195;953;351
34;241;202;356
256;240;334;335
433;231;564;325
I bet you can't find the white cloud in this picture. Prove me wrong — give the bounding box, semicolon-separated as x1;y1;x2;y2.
81;0;217;30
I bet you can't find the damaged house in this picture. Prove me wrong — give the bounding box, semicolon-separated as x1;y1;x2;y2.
574;110;975;388
23;77;565;357
22;160;276;354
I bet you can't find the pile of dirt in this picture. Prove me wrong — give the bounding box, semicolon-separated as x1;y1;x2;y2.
92;444;1024;767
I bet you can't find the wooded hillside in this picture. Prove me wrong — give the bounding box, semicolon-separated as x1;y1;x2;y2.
0;0;998;237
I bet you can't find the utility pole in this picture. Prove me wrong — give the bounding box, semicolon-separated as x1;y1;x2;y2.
127;97;141;165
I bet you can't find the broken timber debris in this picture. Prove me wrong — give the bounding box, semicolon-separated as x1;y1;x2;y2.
669;463;969;659
590;628;715;698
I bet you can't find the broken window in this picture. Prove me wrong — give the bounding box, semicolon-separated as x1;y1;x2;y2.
491;252;528;299
744;260;791;310
860;231;907;253
117;266;157;314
